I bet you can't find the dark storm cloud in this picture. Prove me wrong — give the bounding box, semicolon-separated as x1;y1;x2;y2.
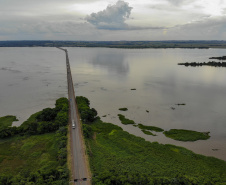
86;0;133;30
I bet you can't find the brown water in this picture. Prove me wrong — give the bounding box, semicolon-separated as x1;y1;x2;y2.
0;47;225;161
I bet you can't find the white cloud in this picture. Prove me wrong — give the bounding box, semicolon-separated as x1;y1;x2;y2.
85;0;133;30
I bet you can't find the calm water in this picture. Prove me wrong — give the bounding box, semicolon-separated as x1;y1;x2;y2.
0;47;225;160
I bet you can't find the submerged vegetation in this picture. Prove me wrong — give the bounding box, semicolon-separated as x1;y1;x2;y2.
0;98;69;184
138;123;164;132
141;129;156;136
164;129;210;141
78;96;226;185
118;108;128;111
118;114;135;125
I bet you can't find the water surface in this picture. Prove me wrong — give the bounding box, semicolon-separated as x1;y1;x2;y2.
0;47;225;160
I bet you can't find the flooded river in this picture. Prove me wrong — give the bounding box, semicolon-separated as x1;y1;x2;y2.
0;47;225;160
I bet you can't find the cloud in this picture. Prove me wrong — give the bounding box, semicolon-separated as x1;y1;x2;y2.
85;0;133;30
166;0;195;6
166;16;226;39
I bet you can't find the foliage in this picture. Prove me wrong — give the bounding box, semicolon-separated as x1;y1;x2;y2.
0;116;18;129
85;119;226;185
118;108;128;111
55;97;69;112
76;96;97;123
164;129;210;141
138;123;164;132
82;124;93;139
118;114;135;125
36;108;57;122
0;97;68;138
0;129;69;184
0;97;69;184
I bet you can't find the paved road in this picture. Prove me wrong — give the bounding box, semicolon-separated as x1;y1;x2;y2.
57;47;90;185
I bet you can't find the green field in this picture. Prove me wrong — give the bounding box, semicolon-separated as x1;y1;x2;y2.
85;119;225;185
0;133;57;174
164;129;210;141
76;96;226;185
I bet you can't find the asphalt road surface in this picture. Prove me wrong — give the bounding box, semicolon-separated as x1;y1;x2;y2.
57;47;90;185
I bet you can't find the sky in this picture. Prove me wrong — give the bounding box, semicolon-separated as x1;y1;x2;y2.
0;0;226;40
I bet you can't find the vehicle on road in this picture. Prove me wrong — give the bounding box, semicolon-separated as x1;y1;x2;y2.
72;120;75;129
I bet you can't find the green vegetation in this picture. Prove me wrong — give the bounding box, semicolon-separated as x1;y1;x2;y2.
118;108;128;111
0;115;18;129
141;129;156;136
76;96;97;124
164;129;210;141
0;97;69;138
78;96;226;185
1;40;226;48
118;114;135;125
138;123;164;132
0;98;69;184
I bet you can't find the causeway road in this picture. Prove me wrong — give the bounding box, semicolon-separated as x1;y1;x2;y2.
57;47;90;185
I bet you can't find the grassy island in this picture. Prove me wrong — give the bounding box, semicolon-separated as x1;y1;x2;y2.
118;108;128;111
141;129;156;136
118;114;135;125
138;123;164;132
76;96;226;185
164;129;210;141
0;98;69;185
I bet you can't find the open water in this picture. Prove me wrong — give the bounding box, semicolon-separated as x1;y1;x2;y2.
0;47;225;160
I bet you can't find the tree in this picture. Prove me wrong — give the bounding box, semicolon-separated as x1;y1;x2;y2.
36;108;57;122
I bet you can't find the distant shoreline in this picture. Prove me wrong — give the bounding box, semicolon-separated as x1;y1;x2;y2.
0;40;226;49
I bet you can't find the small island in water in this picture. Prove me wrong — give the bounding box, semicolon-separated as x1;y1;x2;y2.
178;56;226;67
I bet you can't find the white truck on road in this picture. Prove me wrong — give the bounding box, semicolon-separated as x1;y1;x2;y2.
72;120;75;129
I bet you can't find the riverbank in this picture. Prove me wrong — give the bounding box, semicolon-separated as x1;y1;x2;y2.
77;96;226;185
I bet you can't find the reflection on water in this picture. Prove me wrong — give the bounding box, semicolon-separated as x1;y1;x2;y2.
91;51;129;76
0;47;226;161
68;48;226;161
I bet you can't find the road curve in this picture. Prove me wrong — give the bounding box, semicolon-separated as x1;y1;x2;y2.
57;47;90;185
